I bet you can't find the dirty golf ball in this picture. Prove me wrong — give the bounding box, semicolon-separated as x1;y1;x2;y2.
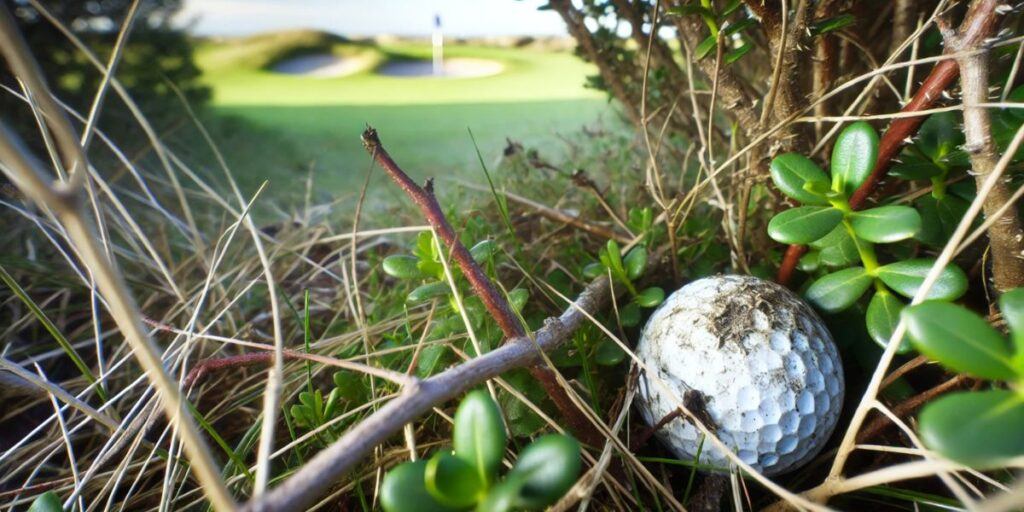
635;275;844;476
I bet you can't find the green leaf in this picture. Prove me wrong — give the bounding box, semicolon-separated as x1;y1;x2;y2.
903;302;1017;380
635;287;665;308
890;159;944;181
624;247;648;281
695;35;717;60
594;339;626;366
817;228;859;267
876;259;967;300
382;255;423;279
849;205;921;243
724;42;753;63
919;390;1024;467
424;452;484;508
723;18;756;36
769;153;830;205
603;240;624;276
809;14;856;36
506;434;581;509
619;302;641;327
507;288;529;313
999;288;1024;355
582;262;604;280
798;250;820;272
831;121;879;196
381;461;459;512
866;290;910;353
917;111;965;161
28;491;62;512
470;240;498;263
805;267;873;313
453;390;507;486
476;477;521;512
407;282;450;303
767;206;843;244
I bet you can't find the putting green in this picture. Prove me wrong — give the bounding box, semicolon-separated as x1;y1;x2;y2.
192;32;615;204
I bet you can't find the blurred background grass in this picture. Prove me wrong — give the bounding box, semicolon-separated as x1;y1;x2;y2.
178;31;616;206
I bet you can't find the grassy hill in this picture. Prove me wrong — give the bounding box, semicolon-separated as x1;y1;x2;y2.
186;30;615;206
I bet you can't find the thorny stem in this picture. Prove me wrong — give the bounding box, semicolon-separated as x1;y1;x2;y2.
361;127;604;447
944;2;1024;292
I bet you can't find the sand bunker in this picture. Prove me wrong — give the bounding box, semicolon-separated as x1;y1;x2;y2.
272;54;366;78
377;58;503;78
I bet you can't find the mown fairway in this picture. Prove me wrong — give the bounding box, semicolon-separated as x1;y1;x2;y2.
192;33;612;203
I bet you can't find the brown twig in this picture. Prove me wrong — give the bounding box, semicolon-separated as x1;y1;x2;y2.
775;7;991;286
943;0;1024;292
362;127;604;448
362;127;523;339
242;275;616;512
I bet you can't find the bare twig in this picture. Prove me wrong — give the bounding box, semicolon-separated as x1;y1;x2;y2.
241;275;615;511
944;3;1024;291
362;127;604;448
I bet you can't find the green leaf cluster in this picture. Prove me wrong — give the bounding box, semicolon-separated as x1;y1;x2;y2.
382;232;529;359
768;122;967;353
667;0;754;63
381;390;581;512
289;370;368;444
583;240;663;327
903;289;1024;466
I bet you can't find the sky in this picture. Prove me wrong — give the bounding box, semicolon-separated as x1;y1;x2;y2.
173;0;570;38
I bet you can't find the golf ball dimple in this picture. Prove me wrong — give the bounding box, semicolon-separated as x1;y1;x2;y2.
635;275;844;476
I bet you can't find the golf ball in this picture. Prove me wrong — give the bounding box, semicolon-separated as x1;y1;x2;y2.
635;275;844;476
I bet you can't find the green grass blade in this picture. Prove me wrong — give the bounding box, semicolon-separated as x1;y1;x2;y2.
0;263;107;402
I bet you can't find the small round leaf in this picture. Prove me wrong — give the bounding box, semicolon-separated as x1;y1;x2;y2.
1000;288;1024;355
424;452;483;508
407;282;451;303
453;390;507;485
919;390;1024;467
507;288;529;313
767;206;843;244
383;255;423;279
831;121;879;196
581;262;604;280
865;290;910;353
769;153;830;205
470;240;498;263
903;302;1017;380
805;266;873;313
28;492;62;512
381;461;459;512
506;434;581;509
635;287;665;308
623;247;648;281
876;259;967;301
849;206;922;243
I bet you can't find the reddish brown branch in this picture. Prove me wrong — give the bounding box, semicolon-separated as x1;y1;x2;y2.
361;127;604;447
776;3;1001;286
363;127;524;339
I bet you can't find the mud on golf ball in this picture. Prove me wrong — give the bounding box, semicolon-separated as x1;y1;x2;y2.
635;275;844;476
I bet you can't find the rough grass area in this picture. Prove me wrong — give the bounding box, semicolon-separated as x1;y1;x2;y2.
187;31;614;204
